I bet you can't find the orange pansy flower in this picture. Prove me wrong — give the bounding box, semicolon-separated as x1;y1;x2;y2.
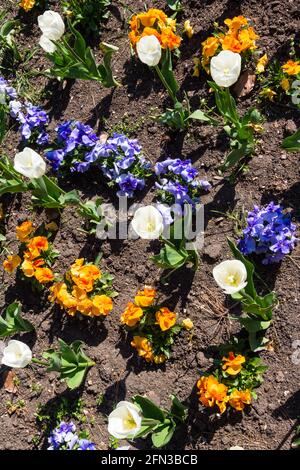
35;267;54;284
155;307;176;331
134;287;156;307
20;0;36;12
197;375;229;414
16;220;34;242
70;259;101;292
160;27;182;50
26;236;49;259
92;295;113;316
221;35;243;53
202;36;220;58
49;282;78;316
222;352;245;376
229;389;252;411
224;15;249;32
3;254;21;273
282;60;300;76
131;336;154;362
121;302;144;327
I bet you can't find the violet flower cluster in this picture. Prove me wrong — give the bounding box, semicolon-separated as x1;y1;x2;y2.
86;133;152;197
155;158;211;206
238;202;297;264
9;100;49;146
48;421;96;451
45;120;98;172
0;77;17;104
46;128;152;197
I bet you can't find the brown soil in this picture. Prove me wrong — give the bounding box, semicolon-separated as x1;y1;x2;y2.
0;0;300;450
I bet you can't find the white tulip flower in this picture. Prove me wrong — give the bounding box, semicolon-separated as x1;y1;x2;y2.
210;50;241;87
131;205;164;240
1;340;32;368
14;147;46;179
108;401;142;439
39;35;57;54
136;35;162;67
38;11;65;52
213;259;247;295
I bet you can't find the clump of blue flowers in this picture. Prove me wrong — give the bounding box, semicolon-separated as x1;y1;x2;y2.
48;421;96;451
155;158;211;206
238;202;297;264
46;128;152;198
87;133;152;197
10;100;49;146
0;77;17;104
46;120;98;172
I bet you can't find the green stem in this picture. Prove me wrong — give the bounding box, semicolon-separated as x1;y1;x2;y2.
161;267;179;284
154;65;178;104
31;358;49;367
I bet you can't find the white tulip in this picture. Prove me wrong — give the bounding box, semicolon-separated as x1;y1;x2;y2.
213;259;247;295
131;205;164;240
38;11;65;39
108;401;142;439
1;340;32;368
38;11;65;52
136;35;162;67
210;50;241;87
39;35;57;54
14;147;46;179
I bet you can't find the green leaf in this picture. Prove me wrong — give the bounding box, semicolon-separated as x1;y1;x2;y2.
99;42;120;87
188;109;214;123
133;396;165;422
151;422;175;448
42;339;94;389
0;302;34;337
170;395;187;422
249;333;270;352
238;317;271;332
208;82;239;123
66;368;86;390
281;128;300;152
48;25;118;87
164;244;187;267
160;48;179;96
220;146;248;171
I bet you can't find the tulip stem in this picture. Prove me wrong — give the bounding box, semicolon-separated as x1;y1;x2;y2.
31;358;49;367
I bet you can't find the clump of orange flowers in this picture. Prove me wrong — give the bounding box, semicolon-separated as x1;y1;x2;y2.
49;258;117;318
196;349;266;414
129;8;181;51
200;15;259;72
20;0;36;11
121;287;189;364
2;221;58;288
282;59;300;76
259;54;300;102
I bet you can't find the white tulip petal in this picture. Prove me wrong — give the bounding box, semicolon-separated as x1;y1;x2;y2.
137;35;162;67
213;259;247;295
38;11;65;38
39;35;56;53
210;50;241;87
108;401;142;439
131;206;164;240
14;147;46;179
1;340;32;368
